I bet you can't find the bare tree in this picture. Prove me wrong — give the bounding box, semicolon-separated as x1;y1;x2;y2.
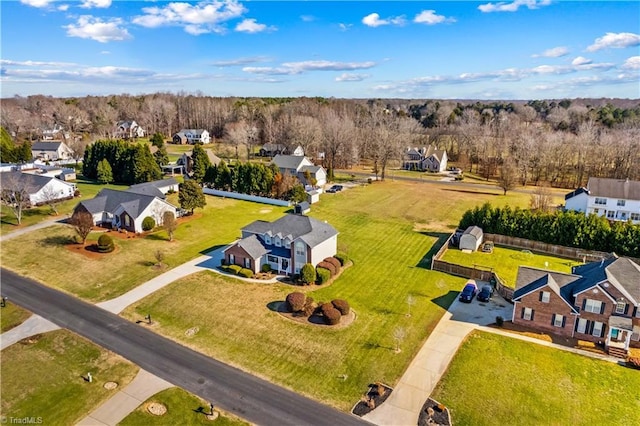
163;211;177;241
39;185;64;215
0;172;34;225
154;249;165;268
69;210;94;244
393;326;406;353
406;294;415;317
530;185;554;213
498;158;518;195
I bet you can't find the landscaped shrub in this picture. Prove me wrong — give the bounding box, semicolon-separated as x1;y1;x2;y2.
300;263;316;285
316;267;331;284
97;234;115;253
317;261;337;276
261;264;272;273
324;257;341;270
220;265;232;273
286;292;306;312
142;216;156;231
334;253;349;266
238;268;254;278
627;357;640;369
332;299;350;315
321;303;341;325
228;264;242;274
302;297;316;317
496;315;504;327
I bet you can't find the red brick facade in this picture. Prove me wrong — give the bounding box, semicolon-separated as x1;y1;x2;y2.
513;286;576;338
224;245;258;274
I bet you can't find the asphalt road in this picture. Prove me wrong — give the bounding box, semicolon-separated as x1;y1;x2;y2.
1;268;368;426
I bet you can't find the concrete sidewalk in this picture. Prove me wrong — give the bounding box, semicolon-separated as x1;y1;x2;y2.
0;218;66;242
0;314;60;350
76;369;173;426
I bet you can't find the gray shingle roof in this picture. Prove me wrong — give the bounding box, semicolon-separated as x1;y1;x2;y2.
77;188;158;218
0;171;56;192
463;225;483;238
271;155;309;171
32;142;63;151
587;177;640;200
242;214;338;248
234;234;269;259
127;178;178;198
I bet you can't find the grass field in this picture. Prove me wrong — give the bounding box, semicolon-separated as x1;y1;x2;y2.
119;387;249;426
431;331;640;425
0;330;138;426
441;245;582;287
0;301;32;332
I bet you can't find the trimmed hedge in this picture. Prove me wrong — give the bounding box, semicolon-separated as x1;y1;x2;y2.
238;268;254;278
286;292;306;312
316;267;331;284
331;299;350;315
324;257;341;270
228;264;242;274
142;216;156;231
334;252;349;266
97;234;115;253
321;303;341;325
300;263;316;284
261;264;272;273
317;261;337;277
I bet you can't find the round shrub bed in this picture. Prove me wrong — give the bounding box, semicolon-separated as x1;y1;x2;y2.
322;305;341;325
316;267;331;284
97;234;115;253
286;292;306;312
142;216;156;231
332;299;350;315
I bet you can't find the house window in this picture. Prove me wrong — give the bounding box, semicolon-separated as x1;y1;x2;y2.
540;291;550;303
229;254;235;264
631;213;640;221
617;199;625;206
606;211;615;219
124;215;130;227
615;301;626;314
284;240;291;249
553;314;564;328
267;255;277;263
264;235;271;245
592;321;604;337
594;198;606;205
576;318;588;334
275;237;281;247
295;242;305;257
583;299;603;314
593;209;599;214
244;258;251;268
522;307;534;321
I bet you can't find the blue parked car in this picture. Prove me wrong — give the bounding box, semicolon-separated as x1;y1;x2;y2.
459;281;478;303
477;284;494;302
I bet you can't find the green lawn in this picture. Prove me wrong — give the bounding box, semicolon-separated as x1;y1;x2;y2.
431;331;640;425
0;301;32;332
441;245;582;287
0;329;138;426
119;387;249;426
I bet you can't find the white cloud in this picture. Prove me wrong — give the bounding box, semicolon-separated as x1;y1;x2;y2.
0;59;77;67
80;0;112;8
532;46;569;58
478;0;551;13
339;23;352;31
571;56;592;66
587;32;640;52
300;15;315;22
335;73;370;82
413;10;455;25
100;50;111;55
212;56;270;67
244;60;376;75
235;18;274;33
362;13;405;27
621;56;640;70
58;4;69;11
20;0;55;7
133;0;248;35
65;16;132;43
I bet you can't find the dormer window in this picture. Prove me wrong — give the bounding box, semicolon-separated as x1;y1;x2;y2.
284;239;291;249
275;237;281;247
264;235;271;245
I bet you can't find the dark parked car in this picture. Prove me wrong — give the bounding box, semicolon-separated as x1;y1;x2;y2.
326;185;343;193
459;281;478;303
477;284;494;302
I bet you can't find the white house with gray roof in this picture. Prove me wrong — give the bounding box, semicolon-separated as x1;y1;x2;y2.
73;187;176;233
31;141;74;161
565;177;640;224
223;214;338;275
0;171;76;206
270;155;326;188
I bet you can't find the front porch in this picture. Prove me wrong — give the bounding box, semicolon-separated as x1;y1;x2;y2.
605;316;633;358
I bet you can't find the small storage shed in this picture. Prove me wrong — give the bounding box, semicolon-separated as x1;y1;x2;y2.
459;226;483;252
294;202;311;215
307;189;321;204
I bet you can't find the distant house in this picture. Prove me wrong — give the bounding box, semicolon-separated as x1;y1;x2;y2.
31;141;74;161
115;120;145;139
177;150;221;175
512;257;640;358
459;226;483;251
259;144;304;157
270;155;326;188
72;188;176;233
565;177;640;224
0;171;76;206
41;124;64;141
127;178;179;199
402;145;448;172
223;214;338;276
172;129;210;145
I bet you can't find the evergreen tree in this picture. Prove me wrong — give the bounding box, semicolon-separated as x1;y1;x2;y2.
0;127;16;163
17;141;32;162
179;180;206;214
96;159;113;184
153;146;169;167
191;144;211;183
150;132;165;148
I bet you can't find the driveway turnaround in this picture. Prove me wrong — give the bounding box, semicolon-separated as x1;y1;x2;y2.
1;268;367;426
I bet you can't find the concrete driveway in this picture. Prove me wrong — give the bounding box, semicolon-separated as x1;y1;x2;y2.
448;280;513;325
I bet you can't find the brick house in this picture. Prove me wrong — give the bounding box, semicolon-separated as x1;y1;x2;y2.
223;214;338;276
512;257;640;357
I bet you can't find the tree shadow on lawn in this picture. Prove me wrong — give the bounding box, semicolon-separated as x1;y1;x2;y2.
198;244;228;255
40;234;77;247
416;231;452;269
144;233;168;241
442;188;501;197
430;291;458;311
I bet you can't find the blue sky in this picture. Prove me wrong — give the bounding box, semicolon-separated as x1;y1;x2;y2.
1;0;639;99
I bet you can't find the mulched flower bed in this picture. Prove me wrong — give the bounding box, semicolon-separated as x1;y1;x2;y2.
418;398;452;426
351;383;393;417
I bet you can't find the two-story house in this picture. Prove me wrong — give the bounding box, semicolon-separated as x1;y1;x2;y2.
115;120;145;139
223;214;338;276
512;256;640;357
270;155;326;188
565;177;640;224
402;145;448;172
172;129;211;144
31;141;74;161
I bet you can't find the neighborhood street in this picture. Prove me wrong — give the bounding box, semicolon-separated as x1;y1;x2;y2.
1;268;368;426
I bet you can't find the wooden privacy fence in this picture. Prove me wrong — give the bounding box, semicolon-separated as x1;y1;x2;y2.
483;233;611;262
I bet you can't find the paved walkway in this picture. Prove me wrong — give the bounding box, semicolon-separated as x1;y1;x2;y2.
0;217;66;242
0;314;60;350
76;369;173;426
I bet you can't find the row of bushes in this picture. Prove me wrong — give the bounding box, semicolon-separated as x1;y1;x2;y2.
285;292;351;325
220;264;254;278
298;253;350;286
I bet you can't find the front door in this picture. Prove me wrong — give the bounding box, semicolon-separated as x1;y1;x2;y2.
281;258;289;274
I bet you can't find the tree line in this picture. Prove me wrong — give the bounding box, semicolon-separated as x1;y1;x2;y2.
83;140;161;184
459;203;640;257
